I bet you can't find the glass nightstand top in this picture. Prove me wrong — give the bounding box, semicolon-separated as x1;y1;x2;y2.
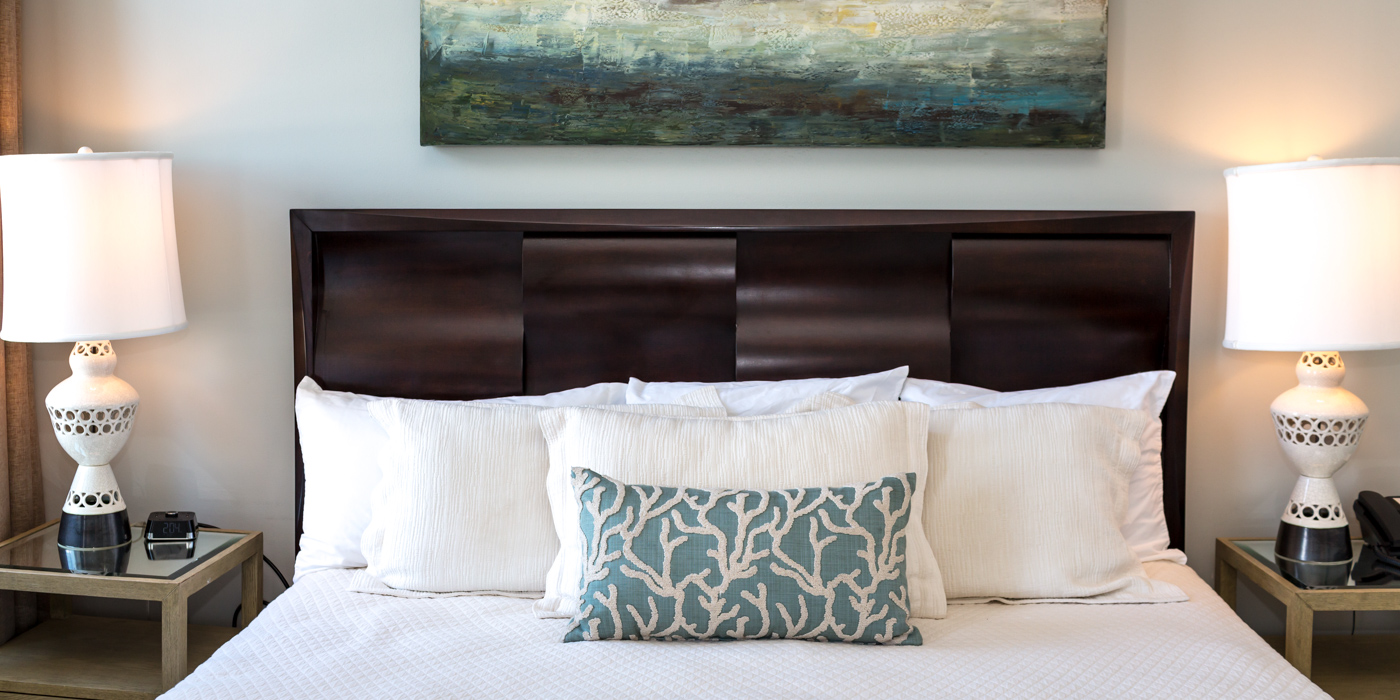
1236;539;1400;589
0;523;245;580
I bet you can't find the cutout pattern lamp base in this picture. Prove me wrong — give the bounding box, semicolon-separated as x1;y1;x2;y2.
1271;352;1361;574
50;341;139;573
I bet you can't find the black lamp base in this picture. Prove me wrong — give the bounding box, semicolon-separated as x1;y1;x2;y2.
1275;520;1353;588
1276;520;1352;563
57;509;133;575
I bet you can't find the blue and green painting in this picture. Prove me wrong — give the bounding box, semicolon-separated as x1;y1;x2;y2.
421;0;1106;146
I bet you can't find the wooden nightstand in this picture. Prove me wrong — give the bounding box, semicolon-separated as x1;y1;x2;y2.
0;519;262;699
1216;537;1400;698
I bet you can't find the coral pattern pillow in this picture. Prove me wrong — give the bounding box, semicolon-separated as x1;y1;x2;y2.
565;468;921;646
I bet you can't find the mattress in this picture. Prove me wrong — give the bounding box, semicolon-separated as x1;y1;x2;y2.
162;562;1327;699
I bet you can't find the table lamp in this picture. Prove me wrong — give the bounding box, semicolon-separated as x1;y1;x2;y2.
1223;156;1400;584
0;149;186;574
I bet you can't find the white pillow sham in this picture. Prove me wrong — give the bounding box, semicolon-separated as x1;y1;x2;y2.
900;371;1184;565
536;401;946;620
785;391;858;413
361;399;724;595
625;366;909;416
924;402;1185;604
293;377;634;581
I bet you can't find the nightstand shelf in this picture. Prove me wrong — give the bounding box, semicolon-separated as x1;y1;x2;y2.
0;519;262;698
1264;634;1400;700
0;616;235;700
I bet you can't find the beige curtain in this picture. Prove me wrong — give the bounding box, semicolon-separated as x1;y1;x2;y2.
0;0;43;646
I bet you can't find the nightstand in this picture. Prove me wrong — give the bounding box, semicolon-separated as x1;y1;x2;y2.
1216;537;1400;698
0;519;262;699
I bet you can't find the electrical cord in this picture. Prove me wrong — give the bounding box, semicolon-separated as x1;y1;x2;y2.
195;523;291;627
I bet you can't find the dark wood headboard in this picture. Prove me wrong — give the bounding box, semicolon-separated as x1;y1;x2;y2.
291;209;1194;549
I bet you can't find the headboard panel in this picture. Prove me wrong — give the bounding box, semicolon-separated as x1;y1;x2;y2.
291;209;1194;548
950;237;1173;391
524;237;737;393
299;228;524;399
736;231;951;381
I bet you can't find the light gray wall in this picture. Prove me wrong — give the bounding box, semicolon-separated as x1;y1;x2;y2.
22;0;1400;632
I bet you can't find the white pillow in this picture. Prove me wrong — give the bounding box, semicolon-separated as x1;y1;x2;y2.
626;366;909;416
293;377;631;581
900;371;1183;565
361;399;724;595
924;402;1186;603
785;391;858;413
674;385;725;409
294;379;384;579
536;401;946;620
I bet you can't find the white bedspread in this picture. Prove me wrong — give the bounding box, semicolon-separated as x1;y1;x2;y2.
163;562;1327;699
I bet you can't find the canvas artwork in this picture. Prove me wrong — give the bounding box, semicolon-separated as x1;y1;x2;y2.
420;0;1106;147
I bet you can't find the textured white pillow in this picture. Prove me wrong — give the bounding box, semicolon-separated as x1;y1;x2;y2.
293;377;630;581
362;399;724;594
900;371;1183;565
536;401;946;619
924;402;1185;603
626;367;909;416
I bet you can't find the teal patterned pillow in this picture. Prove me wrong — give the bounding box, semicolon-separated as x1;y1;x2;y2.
564;468;922;646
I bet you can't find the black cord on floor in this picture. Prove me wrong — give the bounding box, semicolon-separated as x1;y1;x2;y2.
1351;611;1357;635
196;523;290;627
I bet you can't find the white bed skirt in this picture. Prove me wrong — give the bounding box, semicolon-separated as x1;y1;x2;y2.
162;562;1325;699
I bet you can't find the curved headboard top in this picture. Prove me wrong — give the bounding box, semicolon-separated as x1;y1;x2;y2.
291;209;1194;548
296;208;1186;232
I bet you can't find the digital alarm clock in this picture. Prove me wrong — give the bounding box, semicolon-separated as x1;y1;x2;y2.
144;511;198;560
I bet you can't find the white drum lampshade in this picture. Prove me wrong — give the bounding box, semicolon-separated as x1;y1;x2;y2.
0;149;187;573
1225;157;1400;352
0;151;186;342
1223;156;1400;583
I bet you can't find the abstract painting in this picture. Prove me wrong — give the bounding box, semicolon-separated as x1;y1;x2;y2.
421;0;1106;146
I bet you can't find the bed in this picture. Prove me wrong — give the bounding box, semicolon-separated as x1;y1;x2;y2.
163;209;1327;699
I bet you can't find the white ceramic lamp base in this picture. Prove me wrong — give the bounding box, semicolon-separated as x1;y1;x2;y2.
1270;352;1361;584
49;341;139;573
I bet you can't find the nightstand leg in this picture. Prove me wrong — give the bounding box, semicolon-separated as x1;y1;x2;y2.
1285;600;1314;678
161;593;188;690
240;549;263;629
1216;559;1237;610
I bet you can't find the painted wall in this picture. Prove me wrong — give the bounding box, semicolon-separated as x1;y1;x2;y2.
21;0;1400;632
